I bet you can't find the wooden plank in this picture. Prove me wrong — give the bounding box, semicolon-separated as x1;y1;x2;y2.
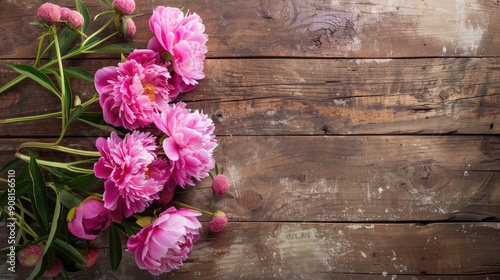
1;58;499;136
1;222;499;278
1;0;499;59
1;136;499;222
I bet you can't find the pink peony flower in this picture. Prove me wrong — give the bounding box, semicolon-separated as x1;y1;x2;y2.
113;0;136;15
212;174;229;196
94;131;170;222
66;197;112;240
43;258;62;278
148;6;208;93
37;3;61;25
208;211;227;233
127;207;202;275
18;245;43;267
94;49;175;129
153;102;217;187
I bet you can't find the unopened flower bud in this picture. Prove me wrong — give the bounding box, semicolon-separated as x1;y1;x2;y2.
18;245;43;267
66;10;84;29
82;247;99;268
113;0;136;15
156;185;175;206
212;174;230;196
43;258;62;278
37;3;61;25
59;7;71;20
124;17;136;38
208;211;227;233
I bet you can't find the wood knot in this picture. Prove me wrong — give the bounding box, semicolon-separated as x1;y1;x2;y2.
298;173;306;182
439;91;449;100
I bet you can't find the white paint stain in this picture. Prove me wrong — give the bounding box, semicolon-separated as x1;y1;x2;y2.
360;250;368;258
333;99;348;107
355;59;393;64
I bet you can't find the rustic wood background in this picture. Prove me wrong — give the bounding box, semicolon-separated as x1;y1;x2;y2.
1;0;499;279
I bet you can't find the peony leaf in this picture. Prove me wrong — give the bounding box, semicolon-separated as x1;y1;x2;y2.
52;239;87;266
44;195;61;254
94;43;140;53
0;158;21;174
10;64;59;96
67;105;84;127
63;67;94;82
0;180;31;208
109;224;122;271
59;189;83;209
75;0;90;32
29;150;49;233
66;173;101;191
50;27;78;60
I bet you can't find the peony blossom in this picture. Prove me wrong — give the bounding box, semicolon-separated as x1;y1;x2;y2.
94;131;170;222
66;197;112;240
153;102;217;187
148;6;208;94
94;49;174;129
82;247;100;268
127;207;202;275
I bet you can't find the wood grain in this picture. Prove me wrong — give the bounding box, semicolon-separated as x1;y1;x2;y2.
1;58;499;137
1;135;498;222
0;0;499;59
1;222;499;279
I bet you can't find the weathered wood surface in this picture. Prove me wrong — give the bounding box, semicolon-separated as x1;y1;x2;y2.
1;58;499;136
1;136;499;222
1;0;499;58
1;223;500;279
1;0;499;279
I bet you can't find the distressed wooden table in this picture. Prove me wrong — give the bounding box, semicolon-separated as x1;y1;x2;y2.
1;0;499;279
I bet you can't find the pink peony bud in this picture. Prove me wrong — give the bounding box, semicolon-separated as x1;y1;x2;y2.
66;10;84;29
82;247;99;267
18;245;43;267
37;3;61;25
43;258;62;278
208;211;227;233
67;197;112;240
113;0;136;15
212;174;230;196
59;7;71;20
156;183;175;206
124;17;136;37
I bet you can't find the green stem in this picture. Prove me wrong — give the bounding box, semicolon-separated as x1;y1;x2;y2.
17;142;101;157
0;19;118;94
4;208;39;239
51;26;67;145
15;202;36;220
15;152;96;174
170;201;214;216
81;17;115;48
0;94;98;125
34;32;48;68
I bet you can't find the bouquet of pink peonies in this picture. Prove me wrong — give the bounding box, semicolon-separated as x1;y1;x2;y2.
0;0;231;278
